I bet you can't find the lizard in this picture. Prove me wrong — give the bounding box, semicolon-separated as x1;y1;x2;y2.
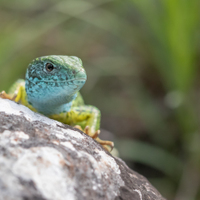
0;55;114;152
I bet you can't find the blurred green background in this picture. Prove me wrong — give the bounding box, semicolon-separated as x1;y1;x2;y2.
0;0;200;199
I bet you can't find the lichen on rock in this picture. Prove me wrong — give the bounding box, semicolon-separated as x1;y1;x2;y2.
0;98;165;200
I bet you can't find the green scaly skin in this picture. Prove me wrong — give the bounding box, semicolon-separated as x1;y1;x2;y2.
1;55;113;152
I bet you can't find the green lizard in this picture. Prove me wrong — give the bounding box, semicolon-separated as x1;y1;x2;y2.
0;55;114;152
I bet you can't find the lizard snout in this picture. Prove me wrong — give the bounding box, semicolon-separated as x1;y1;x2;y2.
75;68;87;81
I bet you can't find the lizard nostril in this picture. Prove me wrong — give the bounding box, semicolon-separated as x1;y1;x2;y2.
72;70;76;75
66;77;68;80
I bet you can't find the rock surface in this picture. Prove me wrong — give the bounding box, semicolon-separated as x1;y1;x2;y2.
0;98;165;200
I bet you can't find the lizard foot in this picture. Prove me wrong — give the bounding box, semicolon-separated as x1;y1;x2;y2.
74;125;114;152
95;137;114;152
0;91;13;100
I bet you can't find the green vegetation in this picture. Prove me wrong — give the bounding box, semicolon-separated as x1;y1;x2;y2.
0;0;199;199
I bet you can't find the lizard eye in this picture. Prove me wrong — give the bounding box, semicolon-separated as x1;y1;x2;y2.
46;63;54;72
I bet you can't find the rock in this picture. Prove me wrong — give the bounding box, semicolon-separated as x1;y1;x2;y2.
0;98;165;200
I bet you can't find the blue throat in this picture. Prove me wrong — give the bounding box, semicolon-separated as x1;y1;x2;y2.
32;100;74;116
27;93;77;115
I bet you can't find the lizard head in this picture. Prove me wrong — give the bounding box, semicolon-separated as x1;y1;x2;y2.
25;55;87;111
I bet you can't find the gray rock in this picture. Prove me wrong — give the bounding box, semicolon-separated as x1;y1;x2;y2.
0;98;165;200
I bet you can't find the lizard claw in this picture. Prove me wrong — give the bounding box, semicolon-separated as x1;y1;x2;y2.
0;91;16;101
0;91;12;100
74;125;114;152
96;138;114;152
84;126;100;139
74;125;100;139
74;125;83;131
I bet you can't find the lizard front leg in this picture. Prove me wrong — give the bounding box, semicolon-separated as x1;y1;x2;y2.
0;79;36;112
50;105;114;152
0;79;25;101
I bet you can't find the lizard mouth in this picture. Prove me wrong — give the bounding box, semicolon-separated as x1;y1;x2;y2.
44;78;86;84
27;78;86;84
27;78;86;91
